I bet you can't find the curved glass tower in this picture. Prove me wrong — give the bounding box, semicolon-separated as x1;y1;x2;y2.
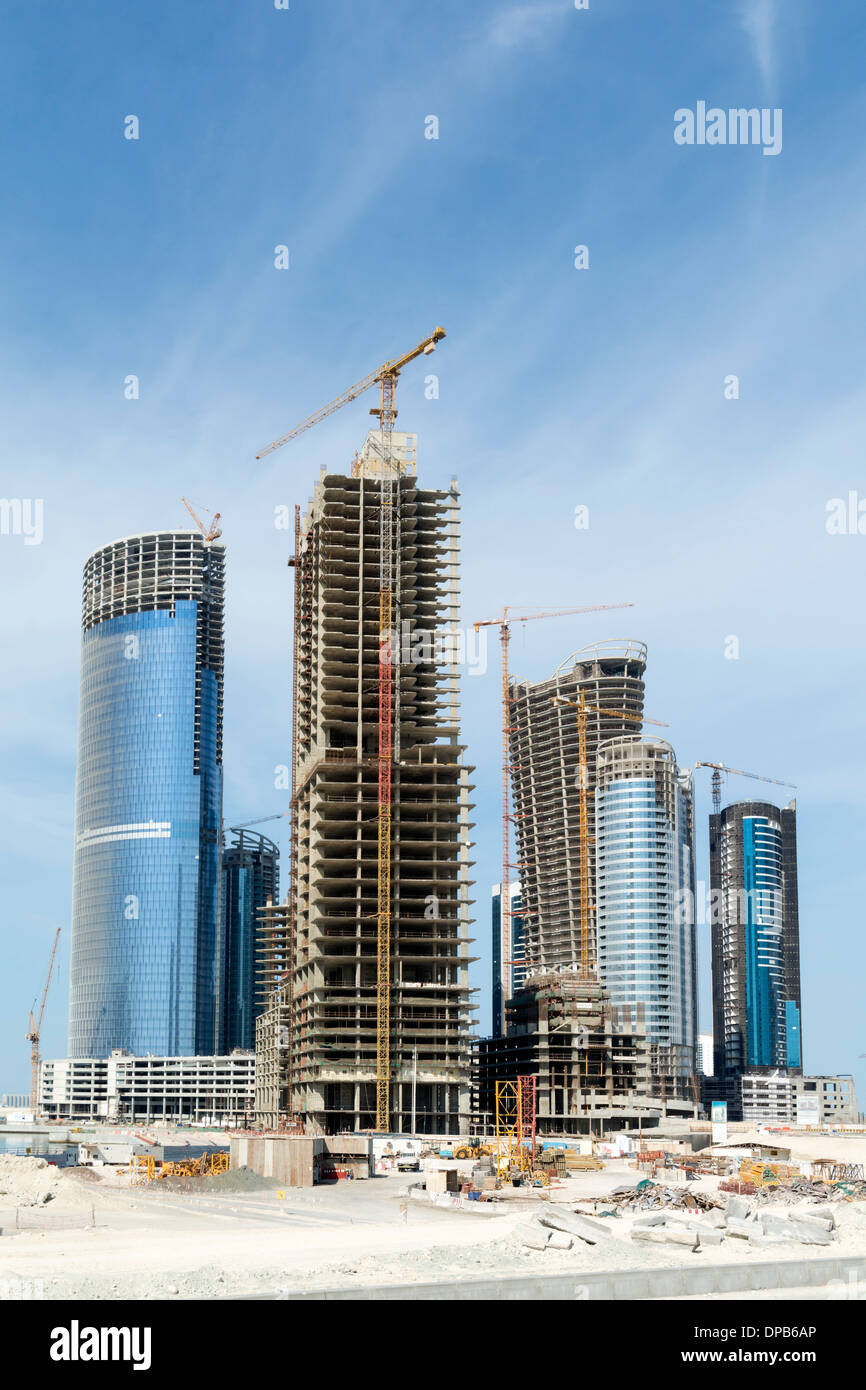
595;735;697;1097
68;531;224;1058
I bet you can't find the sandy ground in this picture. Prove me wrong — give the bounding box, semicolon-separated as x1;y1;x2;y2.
2;1153;866;1300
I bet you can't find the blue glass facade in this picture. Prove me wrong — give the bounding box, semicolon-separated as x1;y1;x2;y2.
742;815;786;1068
68;534;224;1058
222;831;279;1052
709;799;802;1102
595;738;697;1091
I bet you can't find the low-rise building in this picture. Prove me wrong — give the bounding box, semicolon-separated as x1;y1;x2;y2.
740;1070;858;1126
40;1050;255;1125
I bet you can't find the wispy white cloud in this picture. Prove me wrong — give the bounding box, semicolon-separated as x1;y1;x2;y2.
738;0;779;93
487;2;568;49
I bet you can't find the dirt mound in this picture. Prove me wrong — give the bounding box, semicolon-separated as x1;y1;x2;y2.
154;1166;281;1195
0;1154;62;1205
61;1166;103;1184
201;1165;282;1193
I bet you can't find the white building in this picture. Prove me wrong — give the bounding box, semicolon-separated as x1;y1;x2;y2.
40;1050;255;1125
698;1033;714;1076
740;1071;858;1127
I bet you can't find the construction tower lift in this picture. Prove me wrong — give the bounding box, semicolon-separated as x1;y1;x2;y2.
473;604;633;1029
256;329;446;1132
553;693;668;978
693;762;796;815
26;928;61;1116
181;497;222;544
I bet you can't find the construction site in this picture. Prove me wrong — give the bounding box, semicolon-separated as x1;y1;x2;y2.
9;328;862;1307
3;1119;866;1301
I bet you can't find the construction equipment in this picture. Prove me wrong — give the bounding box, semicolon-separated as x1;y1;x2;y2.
694;762;796;815
25;927;61;1115
494;1075;538;1180
129;1155;156;1185
228;811;290;832
181;496;222;544
553;692;668;978
453;1138;495;1160
473;604;634;1028
256;329;447;1132
254;328;445;461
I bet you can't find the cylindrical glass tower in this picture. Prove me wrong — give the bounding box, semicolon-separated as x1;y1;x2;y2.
595;735;697;1097
68;531;224;1057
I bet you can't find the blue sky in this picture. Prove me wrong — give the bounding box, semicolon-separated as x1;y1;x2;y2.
1;0;864;1097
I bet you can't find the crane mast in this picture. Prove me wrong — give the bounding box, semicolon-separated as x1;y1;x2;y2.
26;927;61;1116
256;330;446;1132
694;761;796;815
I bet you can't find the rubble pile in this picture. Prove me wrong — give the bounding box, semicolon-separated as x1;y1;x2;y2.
598;1179;721;1213
629;1191;840;1250
513;1207;612;1253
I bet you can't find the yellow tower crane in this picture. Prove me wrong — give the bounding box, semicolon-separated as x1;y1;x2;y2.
256;329;446;1132
553;693;668;978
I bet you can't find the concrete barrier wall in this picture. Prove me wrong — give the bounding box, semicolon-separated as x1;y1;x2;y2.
282;1254;866;1301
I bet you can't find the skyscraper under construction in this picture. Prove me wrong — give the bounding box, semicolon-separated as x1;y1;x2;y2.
508;640;647;975
286;432;476;1134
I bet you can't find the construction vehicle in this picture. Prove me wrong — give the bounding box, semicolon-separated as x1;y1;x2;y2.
693;761;796;814
256;329;447;1132
25;927;61;1115
472;603;634;1026
452;1138;495;1160
181;496;222;544
553;693;668;978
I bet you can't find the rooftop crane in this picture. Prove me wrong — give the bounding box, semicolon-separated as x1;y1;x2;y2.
255;328;447;1133
472;603;634;1031
181;496;222;544
553;693;668;979
254;328;445;461
26;928;61;1116
228;811;290;832
693;762;796;815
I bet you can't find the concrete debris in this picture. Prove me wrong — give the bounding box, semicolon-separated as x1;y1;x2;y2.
724;1195;752;1221
536;1209;611;1243
514;1223;550;1251
725;1216;757;1238
546;1231;573;1251
517;1208;609;1252
627;1194;842;1251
